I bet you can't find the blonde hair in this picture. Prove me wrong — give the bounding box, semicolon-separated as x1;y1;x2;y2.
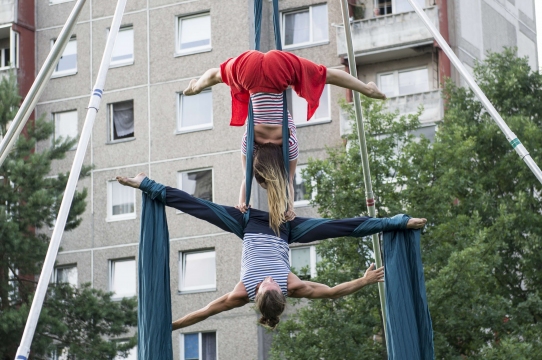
253;143;289;236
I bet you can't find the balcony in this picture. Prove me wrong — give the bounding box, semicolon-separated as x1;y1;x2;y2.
336;7;439;64
340;90;443;136
0;0;16;25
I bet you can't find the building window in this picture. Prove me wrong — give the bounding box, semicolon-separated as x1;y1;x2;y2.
108;100;134;142
53;110;78;150
411;124;436;144
178;169;213;203
0;47;10;69
378;67;429;97
107;180;136;221
287;85;330;126
290;245;320;279
110;26;134;67
178;90;213;132
180;332;217;360
114;343;137;360
110;259;136;299
177;13;211;55
52;37;77;77
283;4;328;48
293;165;316;207
376;0;425;16
179;250;216;293
54;265;78;288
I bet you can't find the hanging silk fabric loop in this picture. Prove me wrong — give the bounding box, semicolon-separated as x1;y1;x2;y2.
244;0;290;227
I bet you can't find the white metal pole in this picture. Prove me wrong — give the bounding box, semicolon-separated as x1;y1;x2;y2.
0;0;87;168
14;0;128;358
406;0;542;185
339;0;388;344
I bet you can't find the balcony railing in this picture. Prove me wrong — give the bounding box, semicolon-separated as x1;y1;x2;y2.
340;90;443;136
336;7;439;61
0;0;16;24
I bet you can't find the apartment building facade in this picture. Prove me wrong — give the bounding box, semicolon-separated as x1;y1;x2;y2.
10;0;535;359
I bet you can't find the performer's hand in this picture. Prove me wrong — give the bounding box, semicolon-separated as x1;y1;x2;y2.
363;263;384;285
235;203;250;213
284;209;296;221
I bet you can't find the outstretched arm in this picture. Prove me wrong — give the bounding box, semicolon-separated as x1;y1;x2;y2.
183;68;223;95
288;264;384;299
172;283;249;330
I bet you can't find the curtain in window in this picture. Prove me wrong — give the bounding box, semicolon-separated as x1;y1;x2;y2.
111;182;134;215
56;39;77;72
202;333;217;360
188;170;212;201
284;11;309;45
113;101;134;137
111;28;134;63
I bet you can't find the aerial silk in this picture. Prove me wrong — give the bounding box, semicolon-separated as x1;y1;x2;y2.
137;182;173;360
384;229;434;359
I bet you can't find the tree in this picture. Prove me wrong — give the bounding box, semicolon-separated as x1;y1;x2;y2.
270;49;542;359
0;72;137;359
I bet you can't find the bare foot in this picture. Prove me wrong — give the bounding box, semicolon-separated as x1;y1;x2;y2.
116;173;146;189
407;218;427;229
367;82;386;100
183;79;200;96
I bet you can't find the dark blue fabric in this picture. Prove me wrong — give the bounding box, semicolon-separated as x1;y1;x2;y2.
383;229;434;360
351;214;408;238
137;178;173;360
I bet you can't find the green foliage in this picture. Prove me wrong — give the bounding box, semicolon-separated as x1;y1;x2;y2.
270;49;542;359
0;72;137;359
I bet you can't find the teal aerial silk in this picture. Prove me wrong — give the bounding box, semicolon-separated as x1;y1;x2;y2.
137;179;173;360
384;229;434;359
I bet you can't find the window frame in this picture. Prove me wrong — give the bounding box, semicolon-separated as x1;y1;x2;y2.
177;168;214;207
175;12;212;57
52;109;78;151
177;89;214;133
107;180;136;222
178;249;217;294
377;66;429;98
109;258;137;300
293;164;317;207
49;0;75;5
179;331;218;360
51;37;77;78
107;100;135;143
109;25;134;68
281;4;329;50
289;245;319;279
53;264;78;288
289;85;331;128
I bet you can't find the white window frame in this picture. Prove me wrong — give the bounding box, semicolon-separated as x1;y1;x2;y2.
177;89;214;133
109;26;134;68
293;165;317;207
177;168;214;215
108;100;135;143
175;12;212;57
377;66;429;98
109;258;137;300
289;245;319;278
178;250;216;293
282;4;329;50
0;47;9;70
53;110;78;150
289;85;331;127
180;332;218;360
49;0;75;5
107;180;136;222
51;37;77;78
53;264;78;288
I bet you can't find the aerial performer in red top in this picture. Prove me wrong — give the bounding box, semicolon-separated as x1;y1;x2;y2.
183;50;387;232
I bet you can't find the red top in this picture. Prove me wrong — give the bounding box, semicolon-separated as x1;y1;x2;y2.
220;50;327;126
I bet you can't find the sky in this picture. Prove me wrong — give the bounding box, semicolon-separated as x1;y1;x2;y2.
537;0;542;68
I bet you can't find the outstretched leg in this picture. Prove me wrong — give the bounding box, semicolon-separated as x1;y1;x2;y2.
326;68;386;100
183;68;223;95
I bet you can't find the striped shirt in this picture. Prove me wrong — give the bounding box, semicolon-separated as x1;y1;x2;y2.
251;92;292;126
241;233;290;301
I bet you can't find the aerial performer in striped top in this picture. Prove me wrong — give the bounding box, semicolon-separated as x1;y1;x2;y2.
182;50;387;227
117;173;426;329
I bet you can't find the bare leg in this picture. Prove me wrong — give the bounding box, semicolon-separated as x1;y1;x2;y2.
326;68;386;100
406;218;427;229
183;68;223;96
116;173;147;188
